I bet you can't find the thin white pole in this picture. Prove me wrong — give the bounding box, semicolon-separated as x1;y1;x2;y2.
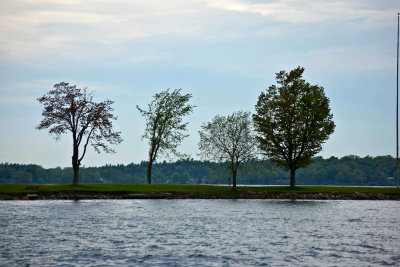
397;13;399;188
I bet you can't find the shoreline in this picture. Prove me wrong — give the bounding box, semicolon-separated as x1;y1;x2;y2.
1;184;399;201
1;192;399;201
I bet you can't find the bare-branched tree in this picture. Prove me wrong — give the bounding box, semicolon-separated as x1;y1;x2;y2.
198;111;258;190
37;82;123;185
137;88;195;184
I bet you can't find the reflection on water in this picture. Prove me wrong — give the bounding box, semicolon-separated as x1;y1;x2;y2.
1;200;399;266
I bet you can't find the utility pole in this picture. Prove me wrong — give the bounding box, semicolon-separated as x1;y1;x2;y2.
397;13;399;188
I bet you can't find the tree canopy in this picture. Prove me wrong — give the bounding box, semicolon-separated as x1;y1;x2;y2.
137;88;195;184
37;82;122;185
253;67;335;187
0;155;396;186
198;111;258;190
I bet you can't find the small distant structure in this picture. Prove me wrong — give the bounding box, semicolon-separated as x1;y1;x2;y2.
387;177;396;186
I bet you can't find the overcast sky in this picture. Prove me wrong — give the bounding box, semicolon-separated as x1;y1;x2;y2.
0;0;398;168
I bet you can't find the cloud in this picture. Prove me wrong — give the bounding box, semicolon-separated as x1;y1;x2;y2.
208;0;396;25
1;2;219;64
0;0;396;65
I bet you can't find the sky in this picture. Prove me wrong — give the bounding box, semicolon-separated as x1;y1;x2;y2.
0;0;398;168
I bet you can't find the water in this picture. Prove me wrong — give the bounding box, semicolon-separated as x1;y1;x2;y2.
1;200;399;266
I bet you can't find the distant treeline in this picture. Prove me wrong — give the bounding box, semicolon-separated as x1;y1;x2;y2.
0;155;396;186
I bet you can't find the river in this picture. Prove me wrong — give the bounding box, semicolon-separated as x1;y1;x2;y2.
1;199;399;266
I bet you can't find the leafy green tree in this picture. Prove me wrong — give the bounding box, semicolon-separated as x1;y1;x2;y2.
37;82;123;185
0;155;397;185
0;167;12;183
137;89;195;184
253;67;335;187
198;111;258;190
11;170;32;183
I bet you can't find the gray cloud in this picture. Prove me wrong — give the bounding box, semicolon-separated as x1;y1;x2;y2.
1;0;395;62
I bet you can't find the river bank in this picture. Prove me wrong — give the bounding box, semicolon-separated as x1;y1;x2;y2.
0;184;399;200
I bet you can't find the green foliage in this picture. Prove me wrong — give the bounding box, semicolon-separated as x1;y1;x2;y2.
137;89;195;161
198;111;258;189
0;155;397;186
253;67;335;186
0;184;398;198
137;88;195;183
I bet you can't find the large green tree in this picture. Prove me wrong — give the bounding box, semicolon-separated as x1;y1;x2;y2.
37;82;122;185
253;67;335;187
137;89;195;184
198;111;258;190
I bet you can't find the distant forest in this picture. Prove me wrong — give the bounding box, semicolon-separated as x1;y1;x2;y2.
0;155;397;186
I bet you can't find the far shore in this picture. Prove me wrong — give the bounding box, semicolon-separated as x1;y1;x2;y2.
0;184;399;200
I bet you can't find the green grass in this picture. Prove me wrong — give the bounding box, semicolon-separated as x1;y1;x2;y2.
0;184;235;197
0;184;399;197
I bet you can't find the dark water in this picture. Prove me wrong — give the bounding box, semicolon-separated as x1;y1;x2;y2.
1;200;399;266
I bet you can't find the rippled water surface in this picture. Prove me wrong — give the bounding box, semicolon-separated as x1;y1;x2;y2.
1;199;399;266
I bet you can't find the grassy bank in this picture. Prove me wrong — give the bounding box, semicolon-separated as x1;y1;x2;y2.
0;184;399;200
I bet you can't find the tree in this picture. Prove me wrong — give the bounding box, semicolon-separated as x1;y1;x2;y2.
37;82;122;185
198;111;258;190
11;170;32;183
253;67;335;188
137;89;195;184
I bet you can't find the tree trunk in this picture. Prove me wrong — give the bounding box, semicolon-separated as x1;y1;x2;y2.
232;169;237;191
147;161;152;184
73;164;79;185
72;140;79;185
290;168;296;188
